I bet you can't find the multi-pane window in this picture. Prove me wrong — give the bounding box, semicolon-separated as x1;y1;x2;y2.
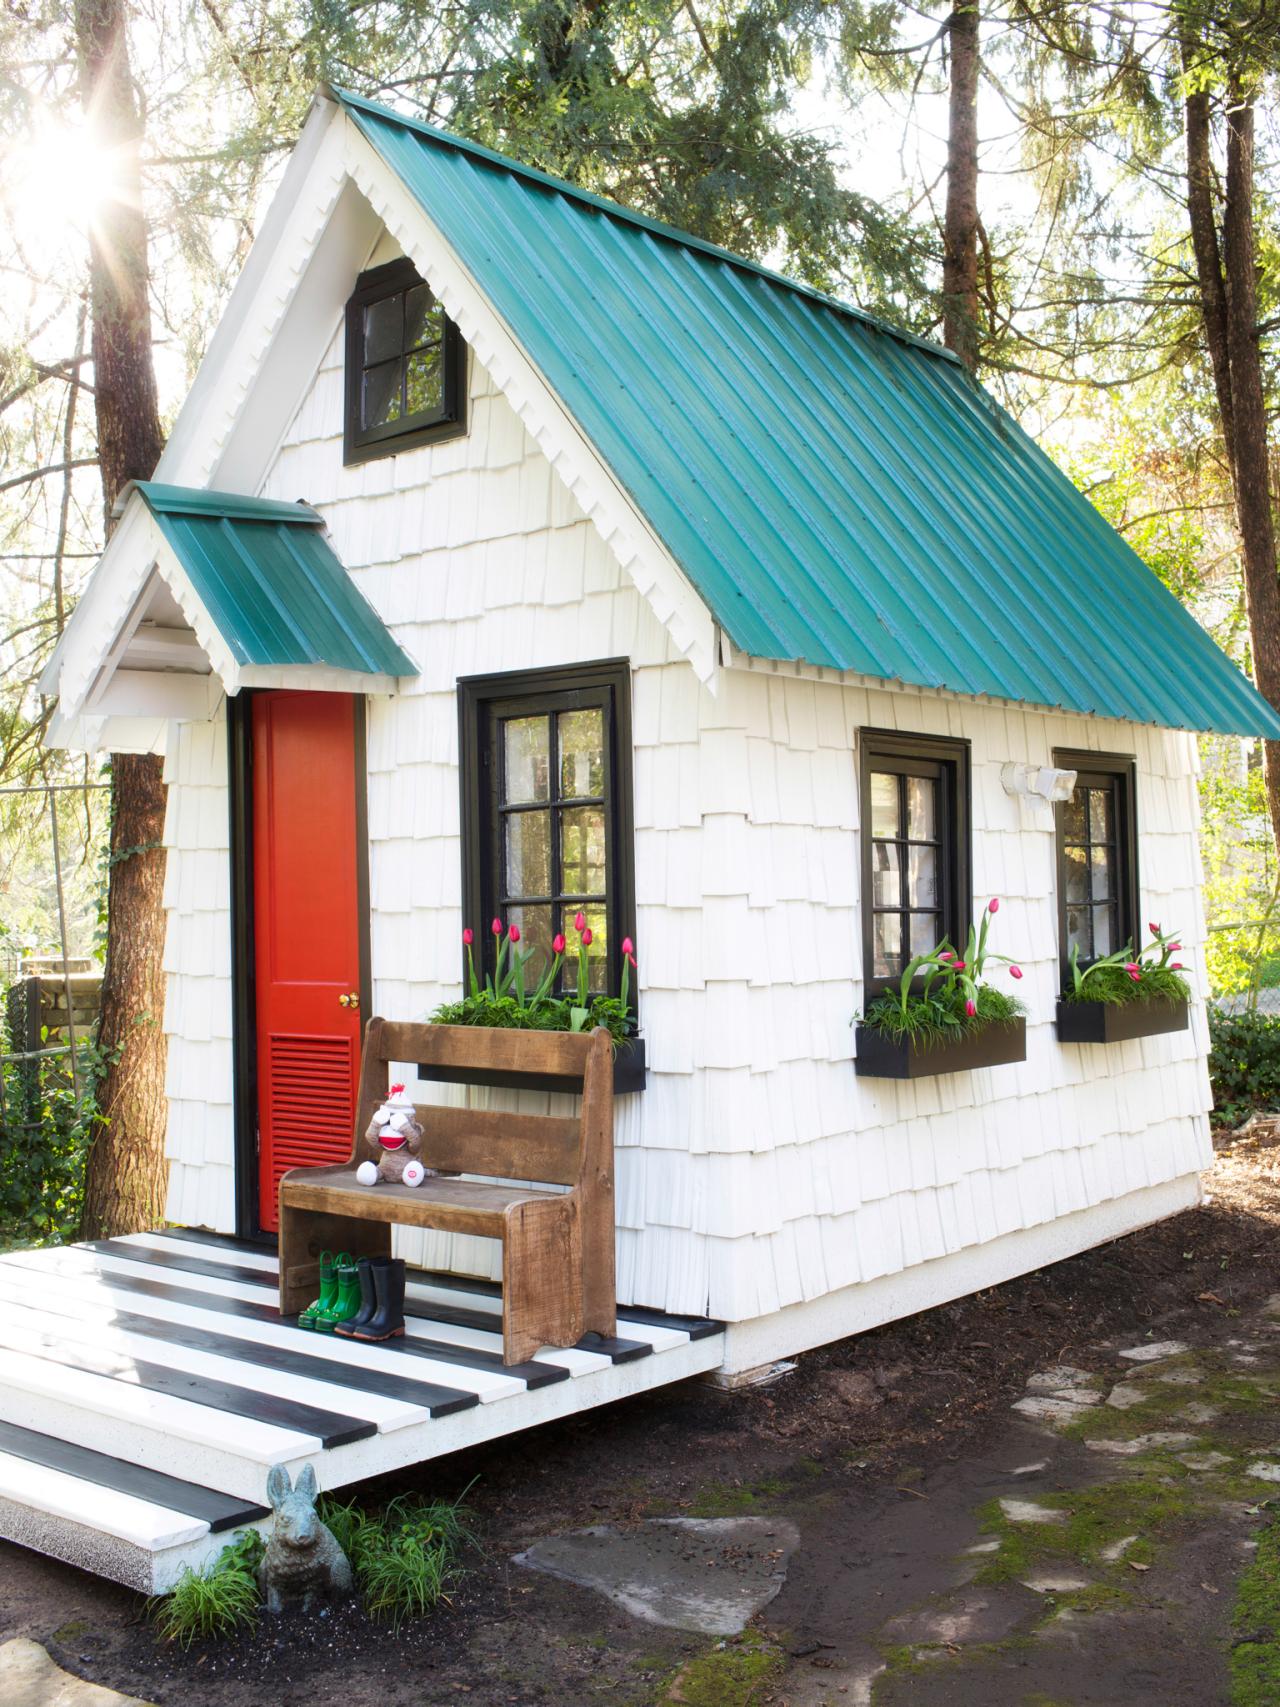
344;259;464;464
1055;753;1138;970
860;732;969;987
460;663;636;1004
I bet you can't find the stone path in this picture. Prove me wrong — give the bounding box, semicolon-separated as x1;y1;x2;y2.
0;1638;154;1706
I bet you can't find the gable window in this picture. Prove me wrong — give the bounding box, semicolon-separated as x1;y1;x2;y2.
344;258;465;464
1054;751;1138;972
859;730;970;988
459;662;636;1006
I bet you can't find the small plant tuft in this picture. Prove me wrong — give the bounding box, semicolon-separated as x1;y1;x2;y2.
317;1490;474;1629
150;1528;264;1646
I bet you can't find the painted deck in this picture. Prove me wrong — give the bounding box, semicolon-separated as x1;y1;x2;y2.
0;1230;724;1593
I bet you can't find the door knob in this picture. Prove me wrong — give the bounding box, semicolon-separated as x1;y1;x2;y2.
338;992;360;1009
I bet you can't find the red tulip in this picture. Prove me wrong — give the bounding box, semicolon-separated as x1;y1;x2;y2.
965;999;977;1017
988;897;999;914
581;927;593;947
553;933;566;954
462;927;473;946
1149;921;1160;936
491;917;502;936
1009;965;1023;979
574;911;587;932
509;924;521;943
621;936;634;955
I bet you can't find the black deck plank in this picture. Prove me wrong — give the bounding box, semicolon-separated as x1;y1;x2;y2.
0;1252;568;1391
0;1417;269;1532
0;1317;376;1448
615;1306;725;1341
86;1239;278;1289
0;1270;479;1418
150;1227;275;1257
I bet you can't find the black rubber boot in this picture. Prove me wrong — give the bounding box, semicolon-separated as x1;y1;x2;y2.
353;1257;406;1341
335;1257;382;1338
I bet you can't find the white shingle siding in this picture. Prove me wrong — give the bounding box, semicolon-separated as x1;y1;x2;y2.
161;290;1211;1342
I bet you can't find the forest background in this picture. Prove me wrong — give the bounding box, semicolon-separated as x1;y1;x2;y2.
0;0;1277;1237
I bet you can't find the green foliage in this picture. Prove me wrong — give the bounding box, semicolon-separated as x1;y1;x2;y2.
1064;961;1190;1007
1231;1509;1280;1706
1207;1007;1280;1130
316;1492;474;1629
430;989;634;1045
860;901;1025;1043
0;1004;99;1249
150;1528;264;1647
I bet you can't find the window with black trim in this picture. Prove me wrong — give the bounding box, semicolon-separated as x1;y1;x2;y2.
459;662;636;1005
1054;750;1138;971
860;730;970;987
344;258;465;464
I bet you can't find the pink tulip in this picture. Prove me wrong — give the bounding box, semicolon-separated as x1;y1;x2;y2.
621;936;634;955
1009;965;1023;980
988;897;999;914
1171;961;1184;971
581;927;593;947
1127;967;1142;981
462;927;473;946
938;950;954;961
965;999;977;1017
574;911;587;932
553;933;566;954
491;917;502;936
1124;961;1140;974
1169;941;1182;952
509;924;521;943
952;960;966;971
1149;921;1160;936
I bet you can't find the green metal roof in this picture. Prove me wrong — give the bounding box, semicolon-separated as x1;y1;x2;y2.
136;482;415;677
339;88;1280;740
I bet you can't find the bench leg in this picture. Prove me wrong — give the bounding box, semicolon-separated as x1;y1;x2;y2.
278;1193;392;1317
501;1196;583;1366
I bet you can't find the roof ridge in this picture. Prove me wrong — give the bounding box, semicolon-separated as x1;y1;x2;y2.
328;85;959;367
132;482;323;525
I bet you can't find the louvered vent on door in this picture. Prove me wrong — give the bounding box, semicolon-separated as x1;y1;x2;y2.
262;1032;354;1211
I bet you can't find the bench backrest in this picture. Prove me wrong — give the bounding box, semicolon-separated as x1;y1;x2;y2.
349;1017;613;1187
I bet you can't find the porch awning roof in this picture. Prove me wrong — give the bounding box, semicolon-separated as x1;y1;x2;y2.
134;483;415;678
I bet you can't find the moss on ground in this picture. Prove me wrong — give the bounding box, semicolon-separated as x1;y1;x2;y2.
1230;1510;1280;1706
660;1633;784;1704
687;1476;788;1517
973;1472;1202;1589
1061;1361;1278;1446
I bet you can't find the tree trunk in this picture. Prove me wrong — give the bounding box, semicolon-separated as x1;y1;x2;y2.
1180;41;1235;475
75;0;170;1238
1222;79;1280;854
942;0;981;371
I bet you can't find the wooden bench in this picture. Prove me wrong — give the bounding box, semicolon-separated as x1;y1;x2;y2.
277;1018;617;1365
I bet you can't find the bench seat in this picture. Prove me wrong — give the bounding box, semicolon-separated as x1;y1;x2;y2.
281;1167;564;1237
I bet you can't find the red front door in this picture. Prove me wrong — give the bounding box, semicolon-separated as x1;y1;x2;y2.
252;691;363;1232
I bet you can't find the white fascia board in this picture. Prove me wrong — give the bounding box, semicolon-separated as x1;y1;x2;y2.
152;99;355;491
42;499;161;716
341;117;720;688
47;710;169;757
235;664;403;695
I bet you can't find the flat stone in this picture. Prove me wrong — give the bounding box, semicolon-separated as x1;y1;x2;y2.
0;1640;154;1707
1021;1572;1090;1594
514;1515;799;1635
1106;1384;1150;1410
1009;1460;1049;1476
1026;1365;1099;1394
1012;1396;1090;1425
1247;1462;1280;1484
999;1498;1066;1525
1118;1340;1191;1363
1182;1403;1221;1425
1085;1433;1196;1456
1100;1535;1138;1562
881;1587;1033;1646
1179;1452;1232;1472
964;1539;1001;1554
1261;1295;1280;1319
1152;1369;1203;1387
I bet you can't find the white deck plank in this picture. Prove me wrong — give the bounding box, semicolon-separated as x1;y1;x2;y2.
0;1451;210;1551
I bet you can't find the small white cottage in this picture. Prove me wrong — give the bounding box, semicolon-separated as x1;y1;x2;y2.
42;85;1280;1391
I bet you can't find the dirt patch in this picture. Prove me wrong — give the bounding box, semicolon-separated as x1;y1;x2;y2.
1;1131;1278;1705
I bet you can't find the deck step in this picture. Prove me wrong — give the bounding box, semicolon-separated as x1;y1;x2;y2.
0;1231;725;1593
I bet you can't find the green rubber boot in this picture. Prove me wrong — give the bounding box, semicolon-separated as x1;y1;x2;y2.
298;1251;336;1330
316;1254;361;1333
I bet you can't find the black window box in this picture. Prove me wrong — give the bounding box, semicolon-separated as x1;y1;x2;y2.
1055;998;1188;1044
417;1034;646;1095
854;1018;1026;1080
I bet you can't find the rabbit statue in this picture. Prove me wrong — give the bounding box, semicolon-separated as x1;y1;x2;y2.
258;1463;354;1614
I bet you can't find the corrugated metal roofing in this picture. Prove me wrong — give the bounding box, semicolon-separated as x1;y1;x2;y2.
340;88;1280;740
136;482;415;677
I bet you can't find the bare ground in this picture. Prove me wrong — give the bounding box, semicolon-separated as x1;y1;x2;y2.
5;1126;1280;1706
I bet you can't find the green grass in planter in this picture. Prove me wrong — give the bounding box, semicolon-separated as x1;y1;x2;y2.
429;990;634;1045
861;983;1025;1046
1062;964;1190;1007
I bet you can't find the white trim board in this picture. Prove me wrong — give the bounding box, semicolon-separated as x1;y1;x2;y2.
716;1172;1202;1374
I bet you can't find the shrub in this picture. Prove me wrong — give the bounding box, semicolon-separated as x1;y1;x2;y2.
151;1528;263;1646
317;1491;474;1629
0;1006;98;1249
1207;1007;1280;1130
